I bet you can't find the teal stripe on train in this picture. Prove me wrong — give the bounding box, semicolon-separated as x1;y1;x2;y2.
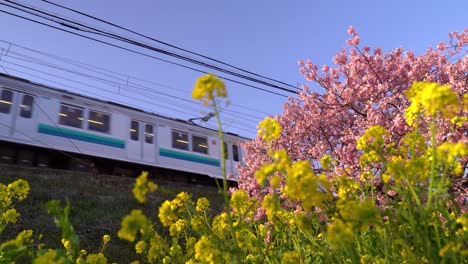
38;123;125;149
159;148;220;167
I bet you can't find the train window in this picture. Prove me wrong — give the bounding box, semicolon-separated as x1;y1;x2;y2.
59;104;83;128
223;142;229;159
19;94;34;118
145;124;154;144
88;110;110;133
130;120;139;141
0;89;13;114
172;130;189;151
233;144;240;162
192;135;208;154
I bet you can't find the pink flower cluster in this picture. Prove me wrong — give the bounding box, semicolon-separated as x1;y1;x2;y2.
237;28;468;215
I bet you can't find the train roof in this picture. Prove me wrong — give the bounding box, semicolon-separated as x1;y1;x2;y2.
0;73;250;140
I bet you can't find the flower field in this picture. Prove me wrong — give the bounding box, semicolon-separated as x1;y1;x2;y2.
1;29;467;263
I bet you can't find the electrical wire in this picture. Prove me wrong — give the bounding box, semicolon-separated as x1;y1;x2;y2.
1;54;262;129
2;1;300;95
0;40;275;116
0;64;258;135
0;8;290;98
0;40;270;122
6;41;274;117
39;0;298;90
4;50;264;123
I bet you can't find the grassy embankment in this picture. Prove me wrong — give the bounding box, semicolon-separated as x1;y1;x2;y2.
0;164;224;262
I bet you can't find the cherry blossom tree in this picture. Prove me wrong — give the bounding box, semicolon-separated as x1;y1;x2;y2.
237;27;467;206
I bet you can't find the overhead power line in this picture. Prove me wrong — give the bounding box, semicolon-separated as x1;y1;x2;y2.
0;8;289;98
1;0;300;95
4;48;264;122
0;39;273;116
40;0;297;90
0;44;261;134
0;45;263;126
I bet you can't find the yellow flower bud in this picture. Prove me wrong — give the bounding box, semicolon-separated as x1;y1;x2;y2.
257;117;282;141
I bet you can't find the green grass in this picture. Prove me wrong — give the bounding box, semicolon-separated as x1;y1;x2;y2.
0;164;224;263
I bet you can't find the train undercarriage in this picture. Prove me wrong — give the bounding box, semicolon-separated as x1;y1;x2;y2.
0;140;236;187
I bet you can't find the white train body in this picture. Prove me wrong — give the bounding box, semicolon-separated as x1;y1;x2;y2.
0;73;246;180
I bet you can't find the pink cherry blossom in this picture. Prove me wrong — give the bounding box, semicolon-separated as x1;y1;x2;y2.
236;28;468;216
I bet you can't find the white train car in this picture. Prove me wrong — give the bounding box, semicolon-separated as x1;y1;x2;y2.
0;73;246;181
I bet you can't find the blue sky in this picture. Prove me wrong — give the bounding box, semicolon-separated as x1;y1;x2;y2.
0;0;467;138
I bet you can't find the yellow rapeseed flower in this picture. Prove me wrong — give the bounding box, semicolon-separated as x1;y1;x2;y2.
169;219;186;237
235;229;257;251
102;234;111;245
439;241;462;257
117;209;150;242
320;154;333;170
158;200;179;227
230;190;250;214
33;249;66;264
257;117;282;141
255;164;276;186
255;149;291;186
357;125;387;151
190;215;204;231
1;208;19;224
196;197;210;212
61;239;72;252
212;212;229;236
405;81;459;126
456;214;467;233
285;160;331;209
192;74;227;105
282;251;301;264
194;236;223;264
262;194;280;222
135;240;146;254
132;171;158;204
176;192;190;203
437;142;468;176
450;116;468;127
270;174;281;189
327;219;354;248
85;253;107;264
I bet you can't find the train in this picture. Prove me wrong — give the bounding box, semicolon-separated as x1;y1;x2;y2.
0;73;247;183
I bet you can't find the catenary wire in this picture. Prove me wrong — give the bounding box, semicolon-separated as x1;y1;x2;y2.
39;0;298;90
0;8;290;98
0;40;274;116
1;53;262;128
3;49;264;124
2;1;300;95
0;56;260;134
0;63;258;135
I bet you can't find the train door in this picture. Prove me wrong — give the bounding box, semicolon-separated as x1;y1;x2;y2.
142;123;156;163
223;142;234;175
225;143;241;178
0;89;15;136
13;93;37;140
127;119;141;160
127;120;157;163
231;144;242;177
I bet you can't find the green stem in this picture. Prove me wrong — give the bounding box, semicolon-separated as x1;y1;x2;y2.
211;99;241;263
212;99;228;207
426;120;437;210
406;181;422;208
